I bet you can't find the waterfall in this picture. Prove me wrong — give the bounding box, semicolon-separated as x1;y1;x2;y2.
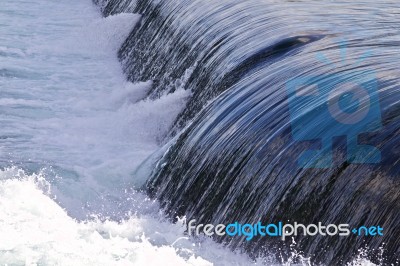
96;0;400;264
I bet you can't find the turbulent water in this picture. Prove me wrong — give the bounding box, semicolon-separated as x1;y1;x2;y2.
0;1;264;265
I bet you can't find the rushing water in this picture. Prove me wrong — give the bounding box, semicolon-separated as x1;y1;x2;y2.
1;0;398;265
96;0;399;265
0;1;265;265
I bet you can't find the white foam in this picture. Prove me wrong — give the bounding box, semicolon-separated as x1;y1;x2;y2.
0;168;263;266
74;13;142;54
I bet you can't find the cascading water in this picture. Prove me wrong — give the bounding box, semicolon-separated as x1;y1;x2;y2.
1;0;398;264
95;0;400;265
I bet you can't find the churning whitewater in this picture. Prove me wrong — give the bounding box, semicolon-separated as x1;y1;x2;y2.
0;1;259;265
0;0;382;265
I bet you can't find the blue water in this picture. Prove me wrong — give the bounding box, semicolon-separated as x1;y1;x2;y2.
102;0;399;264
0;0;395;264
